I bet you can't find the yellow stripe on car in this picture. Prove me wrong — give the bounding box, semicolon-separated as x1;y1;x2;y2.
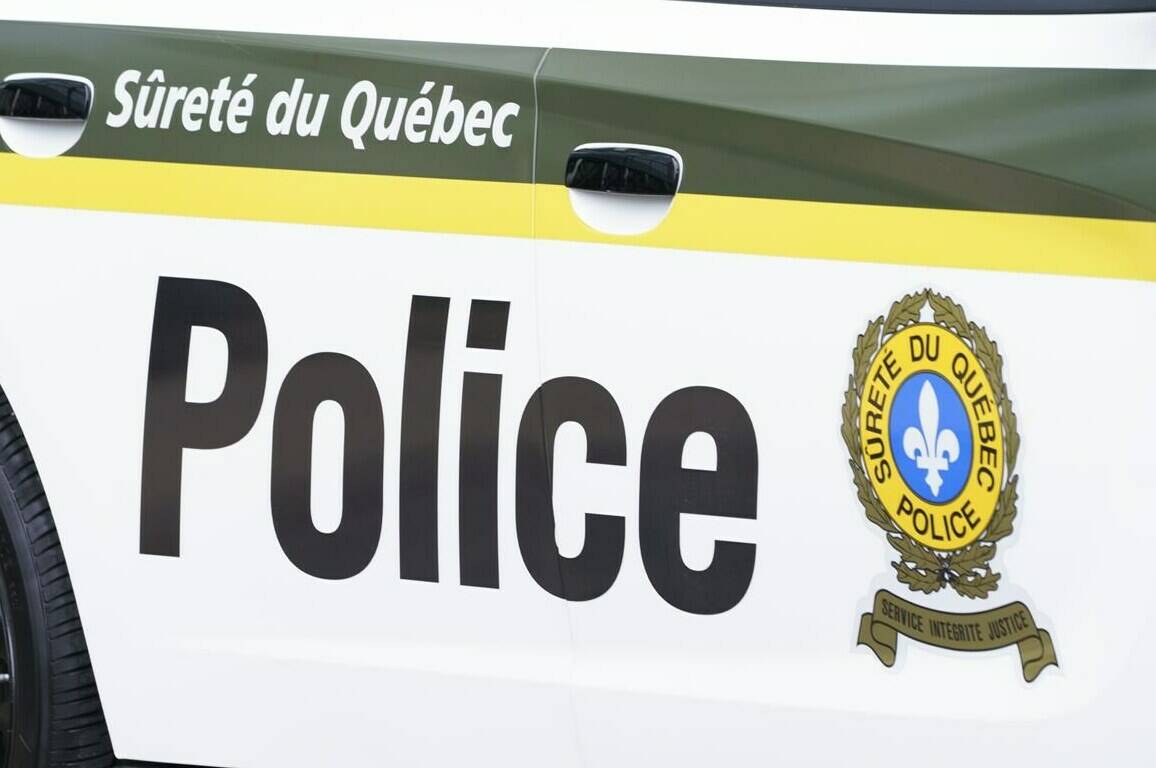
2;153;1153;282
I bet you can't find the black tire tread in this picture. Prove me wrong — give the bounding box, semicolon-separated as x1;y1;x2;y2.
0;389;114;768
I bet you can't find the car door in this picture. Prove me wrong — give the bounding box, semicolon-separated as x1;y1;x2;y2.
0;21;579;768
531;5;1156;768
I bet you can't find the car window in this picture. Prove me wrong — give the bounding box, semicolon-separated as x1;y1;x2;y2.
680;0;1156;14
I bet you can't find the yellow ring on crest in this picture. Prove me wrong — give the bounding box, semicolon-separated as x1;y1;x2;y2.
858;324;1003;551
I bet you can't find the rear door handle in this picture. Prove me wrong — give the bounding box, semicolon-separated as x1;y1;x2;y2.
563;143;683;235
565;144;681;196
0;76;92;121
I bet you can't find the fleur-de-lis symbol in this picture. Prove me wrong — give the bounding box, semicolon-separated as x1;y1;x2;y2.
902;380;960;497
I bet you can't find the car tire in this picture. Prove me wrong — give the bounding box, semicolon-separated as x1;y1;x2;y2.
0;387;114;768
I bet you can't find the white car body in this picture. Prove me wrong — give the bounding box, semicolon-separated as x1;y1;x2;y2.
1;2;1154;766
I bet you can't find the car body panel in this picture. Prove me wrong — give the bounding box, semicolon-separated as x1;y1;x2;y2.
0;3;1153;767
531;40;1156;767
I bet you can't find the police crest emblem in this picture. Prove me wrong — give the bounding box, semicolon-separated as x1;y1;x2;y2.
843;290;1058;682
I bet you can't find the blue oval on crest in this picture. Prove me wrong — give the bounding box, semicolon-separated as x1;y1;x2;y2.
889;372;973;505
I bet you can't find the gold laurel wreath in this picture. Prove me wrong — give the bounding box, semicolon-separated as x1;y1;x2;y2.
841;290;1020;600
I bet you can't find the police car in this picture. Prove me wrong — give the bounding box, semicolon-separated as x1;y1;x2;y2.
0;1;1153;767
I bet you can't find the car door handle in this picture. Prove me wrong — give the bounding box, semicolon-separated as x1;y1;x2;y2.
0;77;92;121
565;144;682;196
563;144;683;235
